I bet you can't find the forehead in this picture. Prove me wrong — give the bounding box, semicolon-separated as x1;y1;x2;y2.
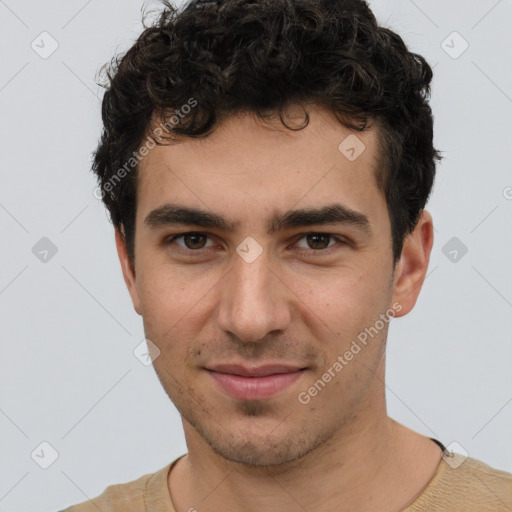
136;107;386;229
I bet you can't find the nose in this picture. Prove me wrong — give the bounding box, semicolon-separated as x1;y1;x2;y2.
216;248;292;343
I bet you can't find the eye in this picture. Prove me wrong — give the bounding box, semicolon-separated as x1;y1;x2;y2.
294;233;347;252
166;232;215;250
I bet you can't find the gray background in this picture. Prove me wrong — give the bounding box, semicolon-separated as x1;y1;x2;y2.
1;0;511;510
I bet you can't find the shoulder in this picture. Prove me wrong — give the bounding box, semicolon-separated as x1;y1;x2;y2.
60;463;173;512
407;454;512;511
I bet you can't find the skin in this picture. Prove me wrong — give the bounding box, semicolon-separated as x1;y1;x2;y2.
115;105;440;512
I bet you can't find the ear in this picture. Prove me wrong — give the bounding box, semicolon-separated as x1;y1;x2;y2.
391;209;434;317
115;227;142;315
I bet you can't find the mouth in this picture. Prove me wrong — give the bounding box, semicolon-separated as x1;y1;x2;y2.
205;363;308;400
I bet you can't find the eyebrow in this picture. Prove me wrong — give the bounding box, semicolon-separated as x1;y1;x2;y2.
144;203;371;235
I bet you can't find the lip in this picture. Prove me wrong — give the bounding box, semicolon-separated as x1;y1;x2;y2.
207;363;305;377
206;364;307;400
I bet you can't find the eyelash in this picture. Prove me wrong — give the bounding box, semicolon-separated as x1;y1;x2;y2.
165;232;348;255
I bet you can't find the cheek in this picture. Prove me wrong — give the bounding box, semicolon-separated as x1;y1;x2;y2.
137;263;199;316
298;268;391;357
136;267;219;348
299;266;383;318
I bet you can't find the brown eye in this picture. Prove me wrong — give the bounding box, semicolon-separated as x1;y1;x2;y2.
293;233;349;254
168;232;213;250
305;234;332;250
184;233;207;249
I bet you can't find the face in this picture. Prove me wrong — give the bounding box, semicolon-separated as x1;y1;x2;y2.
117;105;428;467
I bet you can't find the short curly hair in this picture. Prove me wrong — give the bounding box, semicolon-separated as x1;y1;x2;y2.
92;0;441;266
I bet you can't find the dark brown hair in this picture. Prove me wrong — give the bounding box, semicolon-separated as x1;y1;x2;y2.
92;0;441;265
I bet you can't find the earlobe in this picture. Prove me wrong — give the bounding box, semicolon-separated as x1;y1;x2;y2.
115;227;142;315
391;210;434;317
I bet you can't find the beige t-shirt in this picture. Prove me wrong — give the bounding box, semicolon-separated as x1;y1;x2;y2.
62;454;512;511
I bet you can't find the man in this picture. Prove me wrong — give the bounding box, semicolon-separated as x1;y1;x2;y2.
62;0;512;510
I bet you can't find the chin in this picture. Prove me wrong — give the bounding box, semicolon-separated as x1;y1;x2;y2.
192;414;328;467
209;438;306;466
